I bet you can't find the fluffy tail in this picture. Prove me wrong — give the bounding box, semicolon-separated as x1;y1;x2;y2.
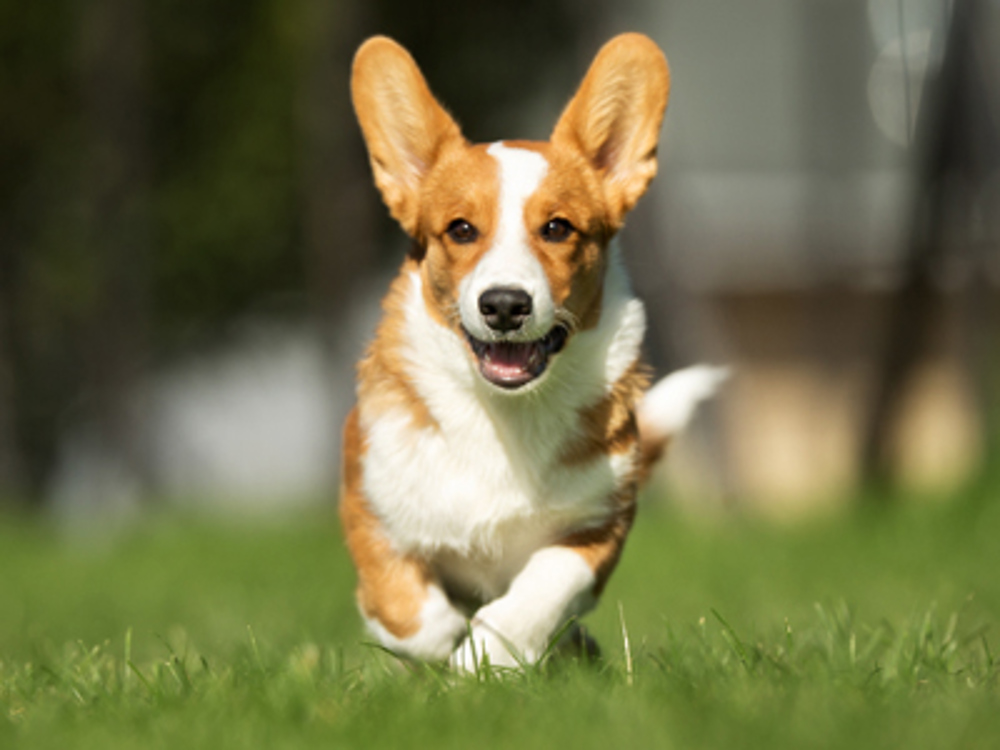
637;365;729;481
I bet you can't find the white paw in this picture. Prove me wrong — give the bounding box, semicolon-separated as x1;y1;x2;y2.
449;622;525;672
365;585;468;662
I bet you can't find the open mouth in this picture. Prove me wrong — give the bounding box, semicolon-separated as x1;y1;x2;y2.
463;326;569;390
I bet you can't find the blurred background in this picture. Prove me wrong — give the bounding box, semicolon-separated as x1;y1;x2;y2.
0;0;998;522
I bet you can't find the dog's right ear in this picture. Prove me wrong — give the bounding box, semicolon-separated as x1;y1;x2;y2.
551;34;670;230
351;37;464;236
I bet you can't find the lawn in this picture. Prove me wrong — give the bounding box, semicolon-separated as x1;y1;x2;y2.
2;490;999;749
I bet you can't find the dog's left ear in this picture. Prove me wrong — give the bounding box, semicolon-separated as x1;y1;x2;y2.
551;33;670;227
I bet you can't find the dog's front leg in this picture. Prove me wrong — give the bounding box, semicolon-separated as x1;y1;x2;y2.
342;484;468;662
341;409;468;662
450;508;632;671
450;546;595;670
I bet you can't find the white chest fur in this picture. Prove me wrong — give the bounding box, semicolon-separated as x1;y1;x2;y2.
359;248;646;597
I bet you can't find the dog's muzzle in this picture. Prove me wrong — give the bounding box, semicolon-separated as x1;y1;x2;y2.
463;325;569;390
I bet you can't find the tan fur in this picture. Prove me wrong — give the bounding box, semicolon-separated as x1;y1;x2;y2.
559;363;650;467
340;408;433;638
556;491;638;595
416;144;501;329
522;141;611;331
356;260;438;430
637;419;673;484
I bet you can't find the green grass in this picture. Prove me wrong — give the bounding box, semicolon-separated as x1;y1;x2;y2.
2;493;1000;749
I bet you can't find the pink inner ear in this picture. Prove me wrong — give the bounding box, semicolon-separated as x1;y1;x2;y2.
594;133;623;175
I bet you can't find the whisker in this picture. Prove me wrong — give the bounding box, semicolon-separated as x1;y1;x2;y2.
554;308;580;335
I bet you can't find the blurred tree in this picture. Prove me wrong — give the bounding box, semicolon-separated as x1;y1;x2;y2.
0;0;78;500
0;280;23;503
77;0;154;491
148;0;301;347
862;0;1000;494
289;0;377;347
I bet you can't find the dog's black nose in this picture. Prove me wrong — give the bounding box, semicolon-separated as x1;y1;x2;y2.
479;287;533;332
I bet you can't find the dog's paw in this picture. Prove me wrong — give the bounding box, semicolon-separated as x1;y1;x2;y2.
365;584;469;662
449;622;524;672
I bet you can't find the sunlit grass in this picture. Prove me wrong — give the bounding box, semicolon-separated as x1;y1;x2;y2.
2;494;999;749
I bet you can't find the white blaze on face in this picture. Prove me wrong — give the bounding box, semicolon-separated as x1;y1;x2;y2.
458;143;555;341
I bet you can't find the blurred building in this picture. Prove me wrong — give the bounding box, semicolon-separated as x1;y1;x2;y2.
629;0;999;512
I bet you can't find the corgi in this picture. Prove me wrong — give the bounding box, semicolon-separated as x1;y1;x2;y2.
341;33;725;670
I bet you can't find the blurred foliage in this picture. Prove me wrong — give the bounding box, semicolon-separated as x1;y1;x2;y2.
149;0;300;338
0;0;595;496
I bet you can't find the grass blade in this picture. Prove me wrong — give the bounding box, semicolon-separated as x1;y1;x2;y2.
712;609;749;670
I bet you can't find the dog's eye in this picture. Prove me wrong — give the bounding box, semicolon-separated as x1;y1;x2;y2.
446;219;479;244
541;218;574;243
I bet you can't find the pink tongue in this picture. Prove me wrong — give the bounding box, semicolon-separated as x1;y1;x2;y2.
483;342;535;381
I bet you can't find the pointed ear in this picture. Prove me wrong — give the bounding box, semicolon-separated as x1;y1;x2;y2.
351;36;464;235
551;34;670;225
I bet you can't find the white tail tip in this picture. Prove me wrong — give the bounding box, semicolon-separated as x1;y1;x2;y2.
639;364;729;438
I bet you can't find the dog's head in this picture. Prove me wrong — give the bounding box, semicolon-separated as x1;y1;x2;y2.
351;34;669;391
